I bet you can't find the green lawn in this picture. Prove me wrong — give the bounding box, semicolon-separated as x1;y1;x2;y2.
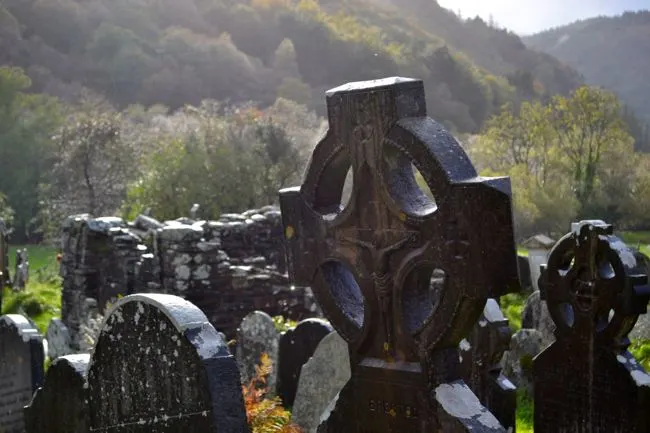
620;231;650;257
1;244;61;333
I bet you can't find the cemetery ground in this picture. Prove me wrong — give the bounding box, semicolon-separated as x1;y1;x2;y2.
3;231;650;433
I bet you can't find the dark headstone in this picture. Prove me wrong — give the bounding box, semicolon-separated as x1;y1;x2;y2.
535;221;650;433
518;254;532;291
24;353;90;433
87;293;249;432
280;77;520;432
277;318;333;407
236;311;280;391
0;314;45;433
459;299;516;431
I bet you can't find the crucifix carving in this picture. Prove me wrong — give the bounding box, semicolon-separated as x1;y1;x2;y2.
280;77;520;432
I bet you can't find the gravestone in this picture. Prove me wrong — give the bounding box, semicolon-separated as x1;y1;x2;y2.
87;293;249;432
0;314;45;433
280;77;520;432
459;299;516;431
277;318;333;407
12;248;28;291
521;290;555;347
0;218;9;291
292;331;351;433
46;318;73;360
236;311;280;391
518;254;532;291
24;353;90;433
535;220;650;433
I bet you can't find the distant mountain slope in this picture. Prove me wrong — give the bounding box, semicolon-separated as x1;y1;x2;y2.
0;0;582;133
370;0;583;96
524;10;650;122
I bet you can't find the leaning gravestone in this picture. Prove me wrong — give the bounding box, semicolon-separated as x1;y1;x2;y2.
87;293;249;432
0;314;45;433
46;318;73;360
277;318;333;407
459;299;516;431
280;77;520;432
236;311;280;392
292;331;351;433
24;353;90;433
535;220;650;433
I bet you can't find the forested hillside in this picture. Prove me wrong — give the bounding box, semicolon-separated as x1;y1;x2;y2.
525;11;650;126
0;0;583;133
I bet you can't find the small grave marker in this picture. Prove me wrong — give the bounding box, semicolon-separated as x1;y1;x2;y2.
0;314;45;433
535;221;650;433
236;311;280;391
280;77;520;432
277;318;333;407
87;293;249;432
46;318;73;360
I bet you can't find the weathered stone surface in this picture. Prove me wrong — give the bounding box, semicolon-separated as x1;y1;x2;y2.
534;221;650;433
459;299;516;431
236;311;280;391
24;353;90;433
521;290;555;347
87;293;249;432
0;314;45;433
61;209;318;345
46;318;73;360
281;77;519;432
502;329;543;394
60;213;145;349
631;313;650;341
277;318;333;407
292;331;351;433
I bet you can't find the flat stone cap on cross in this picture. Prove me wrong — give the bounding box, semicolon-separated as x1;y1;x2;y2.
280;77;520;362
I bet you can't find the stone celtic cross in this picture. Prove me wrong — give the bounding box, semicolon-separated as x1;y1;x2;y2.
535;221;650;433
280;77;520;432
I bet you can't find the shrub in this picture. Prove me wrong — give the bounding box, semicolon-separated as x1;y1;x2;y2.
243;353;302;432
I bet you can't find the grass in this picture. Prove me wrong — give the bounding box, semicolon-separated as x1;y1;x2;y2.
1;244;61;333
619;231;650;257
516;389;534;433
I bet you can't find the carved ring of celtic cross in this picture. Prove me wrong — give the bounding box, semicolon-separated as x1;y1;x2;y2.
539;221;650;344
280;78;520;361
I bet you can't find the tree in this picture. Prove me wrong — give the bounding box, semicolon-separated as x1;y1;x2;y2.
549;87;632;212
0;67;62;240
40;95;140;238
122;99;323;220
472;86;641;237
272;38;301;79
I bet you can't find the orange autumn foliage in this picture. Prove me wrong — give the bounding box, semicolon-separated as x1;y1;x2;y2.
243;353;303;433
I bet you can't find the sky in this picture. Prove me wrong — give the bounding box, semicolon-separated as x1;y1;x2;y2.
436;0;649;35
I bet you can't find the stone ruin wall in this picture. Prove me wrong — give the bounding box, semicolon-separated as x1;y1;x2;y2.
60;206;318;347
